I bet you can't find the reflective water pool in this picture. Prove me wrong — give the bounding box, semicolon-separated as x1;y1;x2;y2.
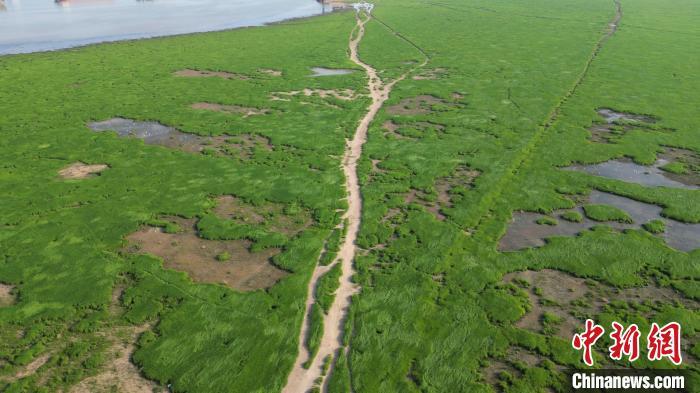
0;0;330;55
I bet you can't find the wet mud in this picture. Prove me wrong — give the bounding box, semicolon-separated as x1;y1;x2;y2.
499;190;700;252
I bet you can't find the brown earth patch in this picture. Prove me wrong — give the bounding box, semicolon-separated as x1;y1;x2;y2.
12;353;51;380
191;102;271;118
370;159;386;174
588;108;665;143
382;120;412;140
412;68;447;80
386;95;448;116
658;147;700;187
270;88;357;101
174;69;250;80
0;283;16;306
504;269;698;341
70;324;162;393
217;134;273;160
126;217;287;291
483;359;519;390
404;165;479;221
213;195;312;236
58;162;108;179
258;68;282;77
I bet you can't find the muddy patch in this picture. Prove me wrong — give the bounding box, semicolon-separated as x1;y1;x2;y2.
504;269;697;341
404;165;479;221
412;68;447;80
564;158;699;190
89;118;272;158
126;217;286;291
309;67;354;77
657;147;700;187
70;324;161;393
499;190;700;252
270;88;358;101
588;108;663;143
58;162;108;179
213;195;312;236
258;68;282;77
386;95;454;116
174;69;249;80
191;102;270;118
0;284;16;306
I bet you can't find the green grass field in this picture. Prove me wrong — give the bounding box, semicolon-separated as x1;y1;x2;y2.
1;0;699;392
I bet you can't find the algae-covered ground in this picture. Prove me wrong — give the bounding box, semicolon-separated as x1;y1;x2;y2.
1;0;699;392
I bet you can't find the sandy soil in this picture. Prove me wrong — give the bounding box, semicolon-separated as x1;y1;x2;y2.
0;283;15;306
282;11;428;393
70;325;161;393
58;162;108;179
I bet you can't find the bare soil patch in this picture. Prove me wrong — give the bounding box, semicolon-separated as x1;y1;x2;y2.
71;325;162;393
588;108;661;143
174;69;249;80
270;88;358;101
58;162;108;179
258;68;282;77
191;102;271;118
0;283;16;306
658;147;700;187
404;165;479;221
213;195;312;236
504;269;697;341
12;353;50;380
89;118;274;158
412;68;447;80
126;217;286;291
386;95;450;116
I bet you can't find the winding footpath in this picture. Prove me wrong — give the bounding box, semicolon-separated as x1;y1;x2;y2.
283;11;427;393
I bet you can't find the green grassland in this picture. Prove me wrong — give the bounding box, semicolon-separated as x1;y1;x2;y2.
1;0;699;392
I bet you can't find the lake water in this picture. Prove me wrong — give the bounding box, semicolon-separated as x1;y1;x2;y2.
0;0;331;55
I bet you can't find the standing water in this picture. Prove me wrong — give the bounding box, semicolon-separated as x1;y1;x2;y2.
0;0;331;55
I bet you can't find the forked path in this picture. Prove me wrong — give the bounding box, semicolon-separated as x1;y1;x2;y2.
283;11;427;393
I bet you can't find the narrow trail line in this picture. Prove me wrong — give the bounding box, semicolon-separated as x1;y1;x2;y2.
474;0;622;234
283;11;427;393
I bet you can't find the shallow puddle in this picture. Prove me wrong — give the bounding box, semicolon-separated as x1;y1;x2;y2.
565;159;699;190
499;190;700;252
309;67;354;77
597;108;656;124
89;118;206;152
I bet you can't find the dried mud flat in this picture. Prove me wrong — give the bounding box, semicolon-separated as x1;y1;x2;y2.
126;217;286;291
174;69;250;80
270;88;358;101
404;165;479;221
503;269;698;340
70;325;162;393
0;283;16;306
386;94;454;116
213;195;312;236
58;162;109;179
190;102;271;118
499;190;700;252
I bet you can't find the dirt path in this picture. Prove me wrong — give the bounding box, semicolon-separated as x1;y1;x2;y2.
283;11;427;393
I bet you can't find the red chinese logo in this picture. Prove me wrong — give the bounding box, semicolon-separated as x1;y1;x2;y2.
572;319;605;366
609;322;640;362
647;322;682;365
573;320;682;366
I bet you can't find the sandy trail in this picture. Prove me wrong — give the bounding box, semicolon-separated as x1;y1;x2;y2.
283;11;427;393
